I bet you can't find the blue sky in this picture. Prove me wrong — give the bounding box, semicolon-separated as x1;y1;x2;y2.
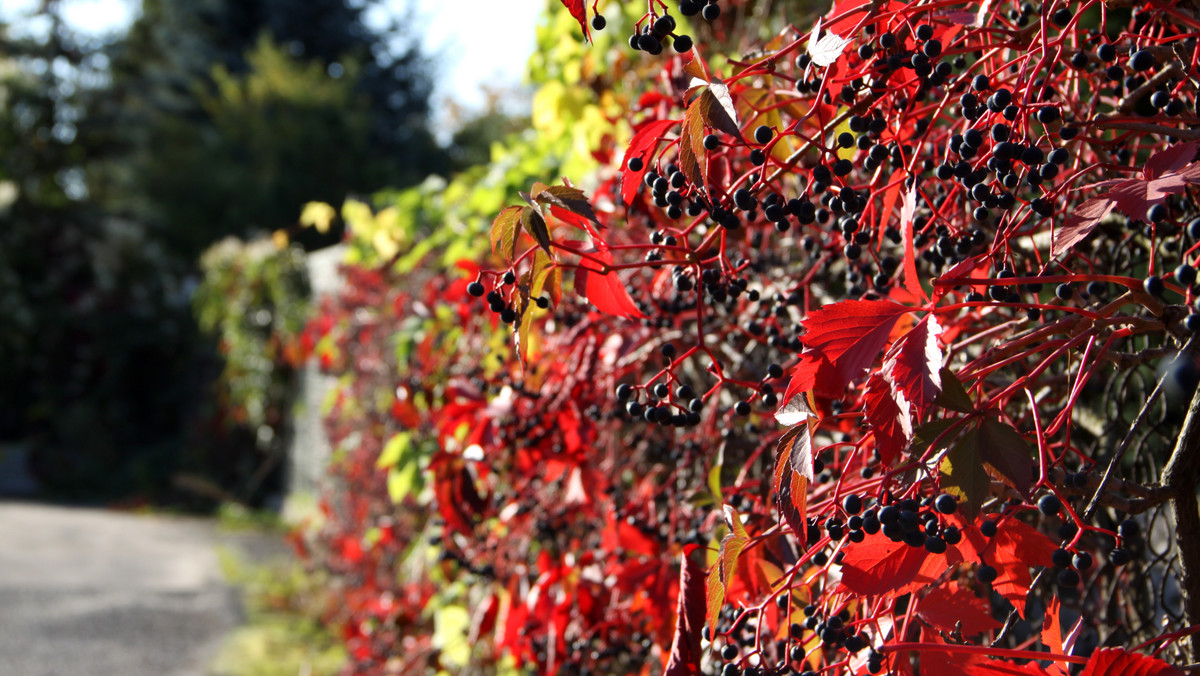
0;0;544;122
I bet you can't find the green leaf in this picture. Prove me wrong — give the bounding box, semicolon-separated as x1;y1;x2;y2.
939;426;990;521
432;604;471;668
911;418;960;456
377;432;412;469
387;461;419;504
490;205;523;261
706;505;750;632
708;445;725;504
978;418;1034;494
935;367;975;413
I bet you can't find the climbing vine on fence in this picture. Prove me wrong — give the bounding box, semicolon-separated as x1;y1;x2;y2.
301;0;1200;674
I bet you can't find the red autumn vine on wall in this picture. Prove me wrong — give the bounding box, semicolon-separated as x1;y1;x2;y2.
302;0;1200;674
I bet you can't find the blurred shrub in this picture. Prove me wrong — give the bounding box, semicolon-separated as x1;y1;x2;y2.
192;236;311;505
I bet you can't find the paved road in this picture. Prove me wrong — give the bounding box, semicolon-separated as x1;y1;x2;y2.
0;502;241;676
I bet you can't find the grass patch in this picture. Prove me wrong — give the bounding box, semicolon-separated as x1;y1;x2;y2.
211;540;345;676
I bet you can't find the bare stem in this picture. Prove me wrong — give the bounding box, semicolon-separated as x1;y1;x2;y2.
1163;380;1200;662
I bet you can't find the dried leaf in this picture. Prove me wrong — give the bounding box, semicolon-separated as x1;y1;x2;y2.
516;250;553;364
808;31;853;67
699;84;741;138
774;390;817;426
773;424;812;536
535;184;600;226
706;505;750;632
678;100;706;188
978;418;1034;495
521;206;552;257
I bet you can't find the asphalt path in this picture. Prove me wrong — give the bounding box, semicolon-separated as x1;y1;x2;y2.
0;502;242;676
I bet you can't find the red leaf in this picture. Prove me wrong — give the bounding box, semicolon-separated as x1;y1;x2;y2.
919;635;988;676
621;119;679;206
1057;142;1200;256
918;580;1002;637
664;549;706;676
984;519;1057;618
782;351;840;403
839;537;928;596
601;509;659;558
1079;648;1184;676
959;658;1053;675
884;315;944;415
558;0;591;42
1054;197;1115;257
876;169;903;233
575;243;645;319
1041;596;1063;654
824;0;871;34
800;299;909;389
900;184;928;300
863;375;908;465
1145;140;1198;179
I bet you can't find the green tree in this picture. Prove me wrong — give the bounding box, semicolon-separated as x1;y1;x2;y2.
137;36;381;256
85;0;447;258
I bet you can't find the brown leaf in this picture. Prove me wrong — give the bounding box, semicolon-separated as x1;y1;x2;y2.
698;85;741;139
773;424;812;537
521;206;552;257
678;101;706;188
534;184;601;226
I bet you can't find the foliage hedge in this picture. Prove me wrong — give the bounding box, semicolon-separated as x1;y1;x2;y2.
299;1;1200;674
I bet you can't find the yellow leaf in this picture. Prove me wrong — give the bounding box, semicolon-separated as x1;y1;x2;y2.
299;201;336;233
341;199;374;234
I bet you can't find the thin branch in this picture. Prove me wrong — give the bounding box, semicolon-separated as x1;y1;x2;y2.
1162;377;1200;662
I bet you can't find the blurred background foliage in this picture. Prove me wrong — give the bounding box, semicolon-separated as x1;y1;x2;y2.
0;0;522;505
